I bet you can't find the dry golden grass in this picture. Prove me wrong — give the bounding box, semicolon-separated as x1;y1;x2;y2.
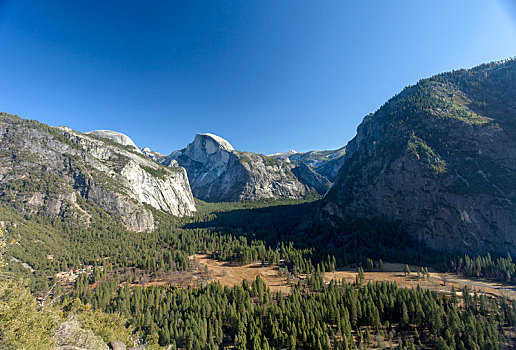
194;254;291;293
325;263;516;301
109;257;516;302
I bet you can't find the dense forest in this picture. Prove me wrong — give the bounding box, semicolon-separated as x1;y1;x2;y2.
77;274;513;349
3;195;439;295
448;253;516;283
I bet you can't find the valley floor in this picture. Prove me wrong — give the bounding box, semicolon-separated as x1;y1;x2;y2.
324;262;516;301
117;255;516;301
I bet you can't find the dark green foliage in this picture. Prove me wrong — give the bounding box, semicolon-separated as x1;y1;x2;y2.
189;200;446;270
449;253;516;282
79;276;509;349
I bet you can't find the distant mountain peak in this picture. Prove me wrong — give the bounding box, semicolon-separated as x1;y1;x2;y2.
141;146;166;162
268;149;298;157
183;133;234;163
162;133;321;202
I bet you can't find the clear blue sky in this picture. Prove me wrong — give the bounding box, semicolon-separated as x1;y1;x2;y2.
1;1;515;155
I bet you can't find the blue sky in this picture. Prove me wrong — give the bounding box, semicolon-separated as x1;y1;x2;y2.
1;1;515;155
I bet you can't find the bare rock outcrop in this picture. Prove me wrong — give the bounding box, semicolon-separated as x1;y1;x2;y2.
107;340;127;350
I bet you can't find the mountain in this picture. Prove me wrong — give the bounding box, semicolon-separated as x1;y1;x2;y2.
267;149;299;160
164;133;323;202
269;146;346;182
0;114;196;232
321;59;516;254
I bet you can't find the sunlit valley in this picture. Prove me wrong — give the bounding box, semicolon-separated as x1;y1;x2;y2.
1;2;516;349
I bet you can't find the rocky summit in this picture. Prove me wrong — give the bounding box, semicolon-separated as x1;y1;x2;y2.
86;130;142;153
164;133;323;202
321;59;516;255
0;114;196;232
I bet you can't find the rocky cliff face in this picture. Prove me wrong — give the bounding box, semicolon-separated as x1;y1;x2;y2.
165;133;317;202
0;114;196;232
321;59;516;254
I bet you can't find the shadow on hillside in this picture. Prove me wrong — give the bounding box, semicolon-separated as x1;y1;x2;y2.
183;200;320;244
183;199;448;267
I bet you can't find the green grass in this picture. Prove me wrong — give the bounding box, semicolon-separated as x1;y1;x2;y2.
426;81;492;125
406;133;447;174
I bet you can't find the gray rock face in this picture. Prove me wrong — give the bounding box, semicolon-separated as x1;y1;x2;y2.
107;340;127;350
165;133;314;202
0;115;196;232
86;130;142;153
311;151;347;182
321;59;516;254
291;163;331;195
185;133;234;162
55;316;109;350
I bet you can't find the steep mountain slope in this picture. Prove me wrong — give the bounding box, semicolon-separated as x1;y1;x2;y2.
291;163;331;195
321;59;516;254
164;133;321;202
0;114;196;232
